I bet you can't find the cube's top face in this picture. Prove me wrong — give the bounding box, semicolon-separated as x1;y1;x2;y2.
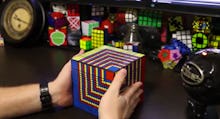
72;46;145;72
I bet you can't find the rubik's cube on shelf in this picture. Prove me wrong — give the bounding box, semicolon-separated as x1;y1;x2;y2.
123;43;139;52
172;30;192;50
111;40;124;48
91;5;105;22
66;4;81;46
48;3;69;46
91;5;105;17
168;16;184;32
125;8;138;23
91;27;108;48
80;36;92;50
191;33;208;52
81;20;100;36
161;23;168;43
209;35;220;49
138;10;162;28
67;4;80;31
48;12;69;29
71;46;146;116
192;16;211;34
48;26;68;46
51;2;67;15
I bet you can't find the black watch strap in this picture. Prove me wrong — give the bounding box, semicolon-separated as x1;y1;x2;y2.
40;82;53;111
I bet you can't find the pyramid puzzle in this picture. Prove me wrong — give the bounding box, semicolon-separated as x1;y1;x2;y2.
71;45;146;116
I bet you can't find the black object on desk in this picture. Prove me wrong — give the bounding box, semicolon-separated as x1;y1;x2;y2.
181;49;220;119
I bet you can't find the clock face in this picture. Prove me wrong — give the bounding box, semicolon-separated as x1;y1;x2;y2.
2;0;33;41
11;8;32;32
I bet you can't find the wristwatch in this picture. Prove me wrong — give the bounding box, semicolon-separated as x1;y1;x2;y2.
40;82;53;111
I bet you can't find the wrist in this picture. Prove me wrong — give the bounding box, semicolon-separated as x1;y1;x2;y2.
48;81;60;107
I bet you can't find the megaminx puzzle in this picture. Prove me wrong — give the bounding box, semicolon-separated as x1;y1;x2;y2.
71;45;146;116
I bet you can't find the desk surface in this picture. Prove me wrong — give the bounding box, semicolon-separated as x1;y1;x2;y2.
0;46;219;119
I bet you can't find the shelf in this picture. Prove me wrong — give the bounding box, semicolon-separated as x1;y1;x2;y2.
49;0;149;9
148;3;220;17
49;0;220;17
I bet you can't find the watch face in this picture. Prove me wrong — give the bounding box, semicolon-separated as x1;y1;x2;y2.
2;0;33;40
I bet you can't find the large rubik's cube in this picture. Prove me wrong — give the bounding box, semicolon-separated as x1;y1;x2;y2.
91;28;108;48
71;46;146;116
138;10;162;28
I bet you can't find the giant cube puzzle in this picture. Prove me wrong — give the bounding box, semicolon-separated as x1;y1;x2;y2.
71;45;146;116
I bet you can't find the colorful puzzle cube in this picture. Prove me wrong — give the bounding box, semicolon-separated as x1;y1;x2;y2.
168;16;184;32
91;28;108;48
48;12;69;29
192;16;211;34
125;8;138;23
67;4;80;31
51;2;67;15
112;40;124;48
138;10;162;28
67;4;80;16
209;35;220;49
123;43;139;52
192;33;208;52
172;30;192;50
71;45;146;116
48;26;68;46
161;23;168;43
158;48;182;69
91;5;105;17
80;36;92;50
81;20;99;36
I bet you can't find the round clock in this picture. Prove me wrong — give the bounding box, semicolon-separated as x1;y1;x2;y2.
0;0;45;46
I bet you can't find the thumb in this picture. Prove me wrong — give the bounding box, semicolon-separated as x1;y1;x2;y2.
107;68;127;94
74;49;85;57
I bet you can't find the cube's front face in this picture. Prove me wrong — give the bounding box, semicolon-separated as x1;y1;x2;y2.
71;46;145;116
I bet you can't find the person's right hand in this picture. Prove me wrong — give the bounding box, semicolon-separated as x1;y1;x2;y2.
98;69;143;119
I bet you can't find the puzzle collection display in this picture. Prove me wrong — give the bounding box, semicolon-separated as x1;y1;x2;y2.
44;3;220;63
48;3;81;46
71;45;146;116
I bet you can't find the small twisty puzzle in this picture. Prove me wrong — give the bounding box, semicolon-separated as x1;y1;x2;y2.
71;45;146;116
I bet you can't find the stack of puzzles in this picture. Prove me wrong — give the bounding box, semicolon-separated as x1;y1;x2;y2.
71;45;146;116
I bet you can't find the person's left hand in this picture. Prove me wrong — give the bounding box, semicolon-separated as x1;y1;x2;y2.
49;50;84;107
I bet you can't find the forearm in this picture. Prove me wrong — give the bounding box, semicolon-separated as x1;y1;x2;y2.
0;84;41;118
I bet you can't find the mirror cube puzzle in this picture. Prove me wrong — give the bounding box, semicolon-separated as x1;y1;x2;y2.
71;45;146;116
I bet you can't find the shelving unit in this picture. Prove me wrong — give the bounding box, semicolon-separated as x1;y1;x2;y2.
48;0;220;17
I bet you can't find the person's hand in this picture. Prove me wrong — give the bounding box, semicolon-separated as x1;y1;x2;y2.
98;69;143;119
48;50;84;107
